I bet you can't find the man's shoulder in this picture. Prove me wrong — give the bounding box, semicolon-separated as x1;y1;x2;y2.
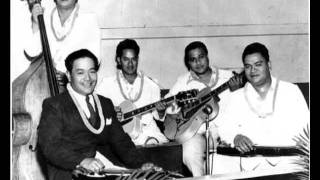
96;94;114;106
42;91;71;106
143;75;161;90
97;94;111;101
278;79;300;91
278;79;295;86
175;72;191;83
169;72;192;93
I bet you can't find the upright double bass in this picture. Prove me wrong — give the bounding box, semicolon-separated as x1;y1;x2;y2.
12;0;60;179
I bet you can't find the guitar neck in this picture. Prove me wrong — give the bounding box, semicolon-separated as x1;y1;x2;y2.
123;96;175;120
199;82;230;103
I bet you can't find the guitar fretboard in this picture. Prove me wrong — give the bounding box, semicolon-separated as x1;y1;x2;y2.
199;82;230;104
123;96;175;120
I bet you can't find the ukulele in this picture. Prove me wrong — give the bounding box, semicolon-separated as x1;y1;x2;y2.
118;89;198;135
164;71;247;143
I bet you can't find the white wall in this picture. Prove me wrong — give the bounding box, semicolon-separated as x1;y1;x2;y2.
11;0;309;88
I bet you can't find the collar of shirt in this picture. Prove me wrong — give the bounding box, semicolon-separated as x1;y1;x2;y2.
118;70;143;85
67;83;95;118
187;65;219;88
52;3;79;38
118;70;144;100
244;76;277;114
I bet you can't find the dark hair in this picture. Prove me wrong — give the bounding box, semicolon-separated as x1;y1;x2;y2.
115;39;140;69
242;42;269;63
184;41;208;70
65;49;99;72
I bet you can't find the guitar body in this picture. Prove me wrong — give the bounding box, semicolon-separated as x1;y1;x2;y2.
163;72;247;144
164;97;219;144
118;100;141;135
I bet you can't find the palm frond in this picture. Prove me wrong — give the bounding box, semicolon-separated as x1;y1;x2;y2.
292;125;309;180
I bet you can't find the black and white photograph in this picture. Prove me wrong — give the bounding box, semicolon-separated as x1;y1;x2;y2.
11;0;310;180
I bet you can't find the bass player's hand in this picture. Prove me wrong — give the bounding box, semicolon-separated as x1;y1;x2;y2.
29;1;44;33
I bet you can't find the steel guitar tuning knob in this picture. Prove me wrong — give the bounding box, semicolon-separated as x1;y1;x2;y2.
202;104;213;115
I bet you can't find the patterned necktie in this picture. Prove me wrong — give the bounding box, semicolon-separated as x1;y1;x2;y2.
85;95;97;127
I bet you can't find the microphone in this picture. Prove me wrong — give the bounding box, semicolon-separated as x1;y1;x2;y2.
202;104;213;115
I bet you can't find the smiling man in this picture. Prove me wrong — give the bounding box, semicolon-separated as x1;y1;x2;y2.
212;42;310;174
38;49;153;180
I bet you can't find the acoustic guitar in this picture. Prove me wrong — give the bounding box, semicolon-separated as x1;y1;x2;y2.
118;89;198;135
164;72;246;143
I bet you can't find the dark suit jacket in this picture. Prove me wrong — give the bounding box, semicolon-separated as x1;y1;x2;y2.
38;91;147;180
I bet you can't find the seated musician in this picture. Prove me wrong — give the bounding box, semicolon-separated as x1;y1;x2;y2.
164;41;243;176
38;49;157;180
95;39;169;146
212;42;310;174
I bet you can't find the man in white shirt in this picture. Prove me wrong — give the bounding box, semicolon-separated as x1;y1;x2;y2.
164;41;244;176
96;39;169;146
24;0;101;91
212;42;309;175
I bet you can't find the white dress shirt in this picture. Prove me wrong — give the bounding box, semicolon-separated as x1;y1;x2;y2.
212;76;309;174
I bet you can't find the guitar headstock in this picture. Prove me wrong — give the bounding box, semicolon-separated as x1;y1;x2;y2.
228;70;247;92
175;89;198;108
176;89;198;101
177;98;198;109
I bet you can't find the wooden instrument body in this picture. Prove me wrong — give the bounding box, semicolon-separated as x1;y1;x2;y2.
12;1;60;179
12;54;51;180
164;88;219;143
118;100;141;135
